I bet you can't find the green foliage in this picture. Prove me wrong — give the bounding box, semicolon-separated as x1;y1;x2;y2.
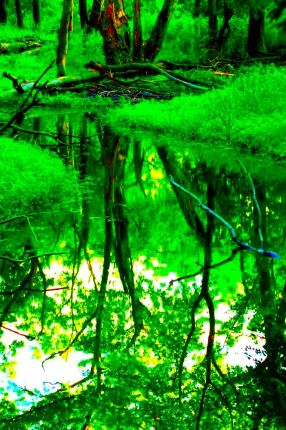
0;137;78;216
0;2;285;430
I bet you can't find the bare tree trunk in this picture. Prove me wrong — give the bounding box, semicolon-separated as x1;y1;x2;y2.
133;0;142;61
15;0;23;27
143;0;177;62
208;0;217;48
194;0;201;17
217;1;233;50
79;0;88;28
0;0;7;23
248;7;267;56
56;0;74;77
89;0;101;29
32;0;40;27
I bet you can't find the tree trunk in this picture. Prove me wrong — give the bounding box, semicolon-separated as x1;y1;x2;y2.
96;0;131;64
56;0;74;77
194;0;200;17
0;0;7;23
217;1;233;50
133;0;142;61
79;0;88;28
15;0;23;27
89;0;101;29
248;7;267;56
208;0;217;48
143;0;177;62
32;0;40;27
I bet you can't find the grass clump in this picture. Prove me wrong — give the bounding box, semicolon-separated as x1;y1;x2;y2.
0;137;78;217
106;65;286;156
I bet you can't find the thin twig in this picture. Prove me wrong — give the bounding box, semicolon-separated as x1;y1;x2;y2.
0;215;38;244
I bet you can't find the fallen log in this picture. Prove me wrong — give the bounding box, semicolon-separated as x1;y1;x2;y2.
85;61;210;91
4;60;213;97
3;71;102;94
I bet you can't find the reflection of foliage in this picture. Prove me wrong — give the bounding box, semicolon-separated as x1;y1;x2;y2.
0;127;285;429
0;138;79;217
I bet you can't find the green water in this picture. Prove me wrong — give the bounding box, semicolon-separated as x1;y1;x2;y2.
0;110;285;429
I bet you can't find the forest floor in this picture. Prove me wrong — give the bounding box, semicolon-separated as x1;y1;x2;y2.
1;31;286;165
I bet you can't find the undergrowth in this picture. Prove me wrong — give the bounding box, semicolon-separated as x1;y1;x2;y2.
0;137;78;217
105;65;286;157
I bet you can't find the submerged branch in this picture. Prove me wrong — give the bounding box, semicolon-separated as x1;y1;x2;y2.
170;176;280;258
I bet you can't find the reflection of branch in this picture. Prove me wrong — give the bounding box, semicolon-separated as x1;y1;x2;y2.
0;215;38;243
238;159;263;248
0;287;69;295
176;179;217;429
195;181;215;430
196;290;215;430
178;291;203;401
170;248;240;285
211;381;234;429
178;181;215;408
42;308;99;364
113;140;144;346
0;258;37;326
0;324;35;340
0;392;77;425
0;252;66;264
212;355;239;399
170;176;280;258
37;260;48;336
0;122;96;145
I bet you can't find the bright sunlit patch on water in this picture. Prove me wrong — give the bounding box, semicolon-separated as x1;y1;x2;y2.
0;329;92;408
0;256;267;412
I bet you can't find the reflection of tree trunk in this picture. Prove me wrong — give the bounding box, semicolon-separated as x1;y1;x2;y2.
56;0;74;76
143;0;177;62
56;114;69;159
93;128;117;392
0;0;7;23
133;139;145;194
15;0;23;27
248;7;267;56
254;183;286;425
113;137;144;342
32;0;40;27
157;145;205;245
78;116;89;249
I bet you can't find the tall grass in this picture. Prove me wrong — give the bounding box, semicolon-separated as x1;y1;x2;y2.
105;65;286;155
0;137;78;217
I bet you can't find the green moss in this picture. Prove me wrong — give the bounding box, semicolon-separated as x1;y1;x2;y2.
0;137;78;217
